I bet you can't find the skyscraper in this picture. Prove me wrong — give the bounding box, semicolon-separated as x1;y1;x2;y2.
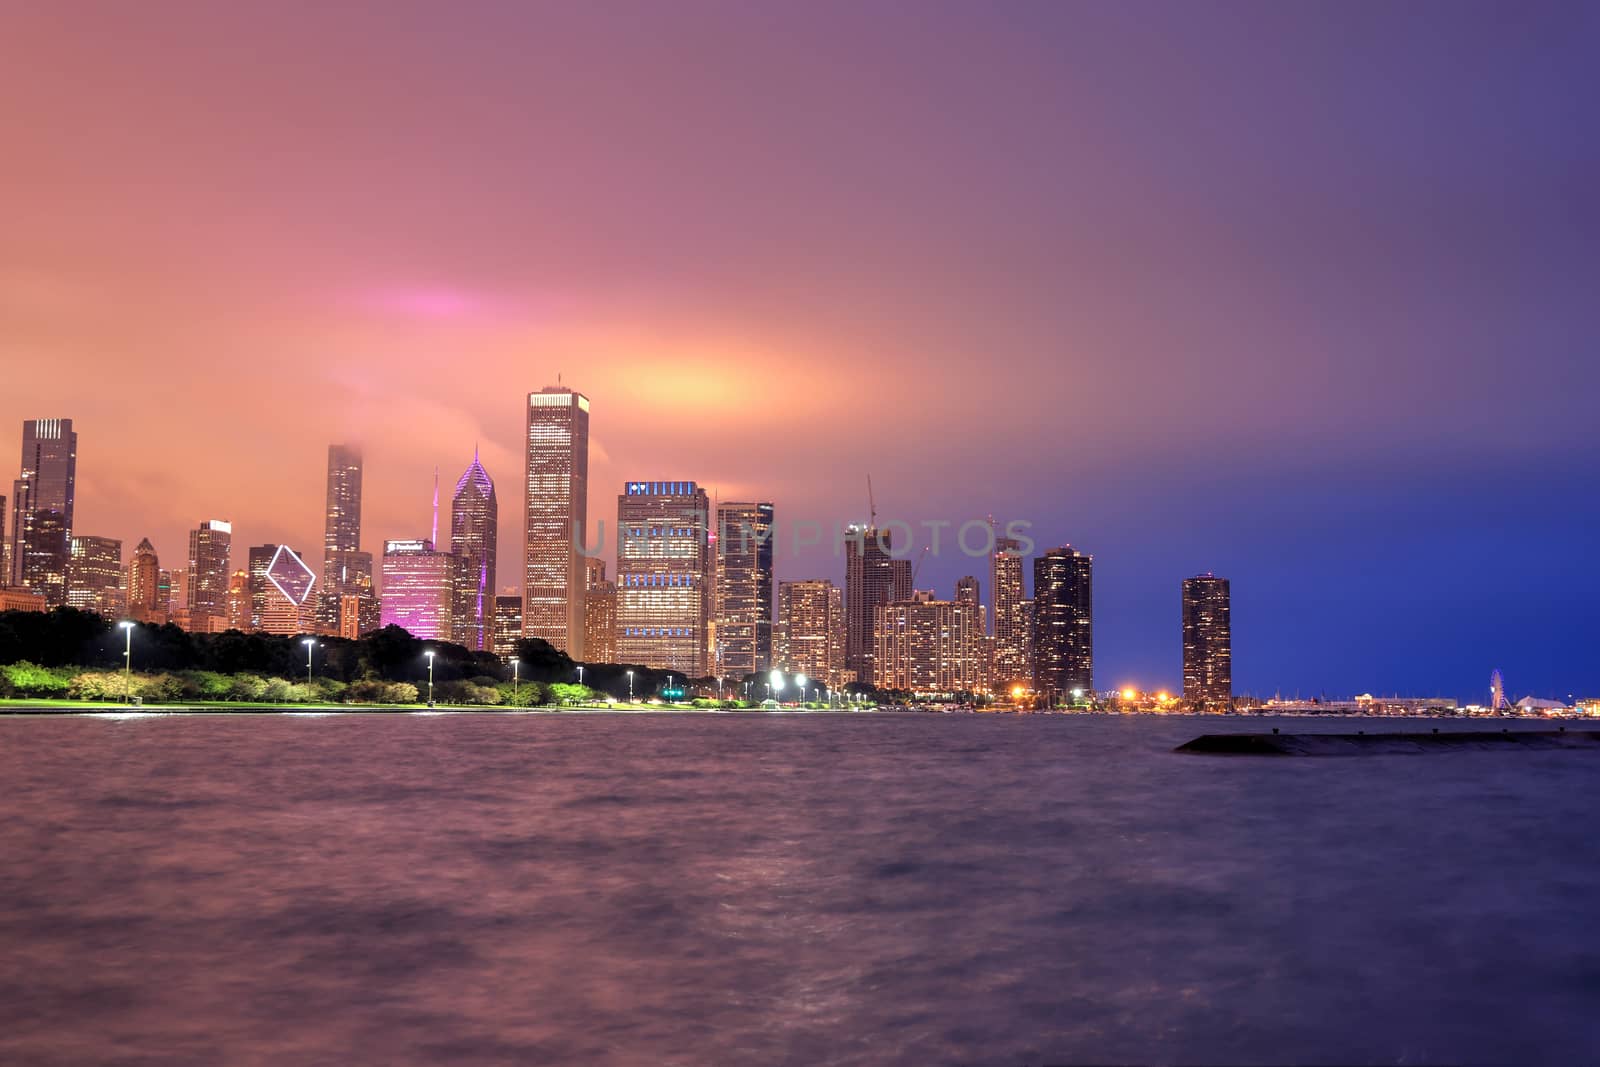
1182;574;1232;707
844;525;912;684
874;587;987;694
380;539;456;641
187;520;233;626
524;386;589;657
127;537;162;621
320;444;373;632
226;570;251;631
584;557;617;664
991;535;1030;690
246;545;318;635
776;579;845;686
615;480;711;674
10;418;77;605
1032;546;1093;703
491;595;523;658
449;450;498;652
714;502;774;676
66;535;123;617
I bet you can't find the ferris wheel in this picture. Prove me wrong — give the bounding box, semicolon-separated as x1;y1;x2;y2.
1489;669;1509;711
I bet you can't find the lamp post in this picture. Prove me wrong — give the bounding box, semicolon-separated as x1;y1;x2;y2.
769;669;783;706
425;650;435;706
626;669;634;704
577;664;585;688
511;658;520;700
119;621;135;705
796;674;807;706
302;638;318;686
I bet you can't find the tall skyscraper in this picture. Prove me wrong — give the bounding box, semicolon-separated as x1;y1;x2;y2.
320;444;374;632
1182;574;1232;707
991;535;1030;690
615;480;711;674
380;538;456;641
246;544;318;634
247;544;277;629
187;520;233;625
66;535;123;616
1032;545;1093;703
524;386;589;656
714;502;774;676
584;557;617;664
874;587;987;694
777;579;845;686
0;493;7;586
449;450;498;652
491;595;524;658
226;570;251;631
127;537;162;621
844;525;912;684
10;418;78;605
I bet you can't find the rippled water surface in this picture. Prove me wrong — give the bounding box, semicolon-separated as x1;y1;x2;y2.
2;712;1598;1065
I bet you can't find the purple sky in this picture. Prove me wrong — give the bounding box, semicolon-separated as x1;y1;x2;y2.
3;2;1596;699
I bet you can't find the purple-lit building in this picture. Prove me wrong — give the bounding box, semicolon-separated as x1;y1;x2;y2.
380;539;457;641
449;451;497;652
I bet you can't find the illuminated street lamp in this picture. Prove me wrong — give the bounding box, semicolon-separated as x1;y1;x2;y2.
796;673;808;704
511;658;520;699
425;650;436;706
119;620;135;704
576;664;585;688
302;638;318;686
627;669;634;703
770;669;784;704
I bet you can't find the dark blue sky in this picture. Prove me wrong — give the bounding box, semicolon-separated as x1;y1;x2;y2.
3;2;1597;699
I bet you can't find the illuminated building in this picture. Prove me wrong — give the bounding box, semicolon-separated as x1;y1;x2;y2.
127;538;163;622
380;539;457;641
447;450;498;651
844;525;912;683
524;386;589;657
777;579;844;686
66;535;123;616
250;545;318;635
491;595;523;657
319;444;374;633
9;418;77;605
0;493;6;583
186;520;233;627
991;536;1030;691
715;502;774;675
1182;574;1232;707
584;558;617;664
226;570;251;630
159;568;184;619
874;586;987;694
0;589;47;613
615;480;711;674
1032;545;1093;703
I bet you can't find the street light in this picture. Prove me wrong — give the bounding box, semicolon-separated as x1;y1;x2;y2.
577;664;585;688
769;669;784;705
302;638;318;686
796;674;807;705
425;650;436;706
626;669;634;703
511;658;520;699
118;621;135;705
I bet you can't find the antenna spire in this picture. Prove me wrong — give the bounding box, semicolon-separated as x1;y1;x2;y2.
431;466;439;548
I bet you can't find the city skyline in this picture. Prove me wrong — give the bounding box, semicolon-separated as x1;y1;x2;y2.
4;6;1597;699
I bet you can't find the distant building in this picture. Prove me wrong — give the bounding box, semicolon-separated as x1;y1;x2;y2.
491;595;524;658
226;570;251;630
449;451;498;652
991;536;1030;691
874;587;987;695
9;418;77;605
186;520;232;628
0;589;47;613
1181;574;1231;707
1032;546;1092;703
584;558;617;664
616;480;711;674
777;579;845;686
715;502;774;676
127;538;163;622
257;545;318;634
524;386;590;657
66;535;123;617
845;525;912;684
380;539;456;641
319;444;367;630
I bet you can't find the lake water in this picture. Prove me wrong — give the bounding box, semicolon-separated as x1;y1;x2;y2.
1;712;1596;1065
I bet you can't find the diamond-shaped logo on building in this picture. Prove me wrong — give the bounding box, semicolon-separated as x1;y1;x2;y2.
267;545;316;606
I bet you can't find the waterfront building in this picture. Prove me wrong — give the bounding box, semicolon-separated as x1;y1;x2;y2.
991;536;1030;691
449;451;498;652
319;444;375;633
380;539;456;641
127;538;163;622
776;579;845;686
1181;573;1232;707
584;558;617;664
1032;545;1093;703
524;386;589;657
66;535;123;617
715;502;774;676
615;480;711;674
844;525;912;684
874;586;987;694
9;418;77;604
226;570;251;630
255;545;318;634
187;520;233;628
491;595;523;658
